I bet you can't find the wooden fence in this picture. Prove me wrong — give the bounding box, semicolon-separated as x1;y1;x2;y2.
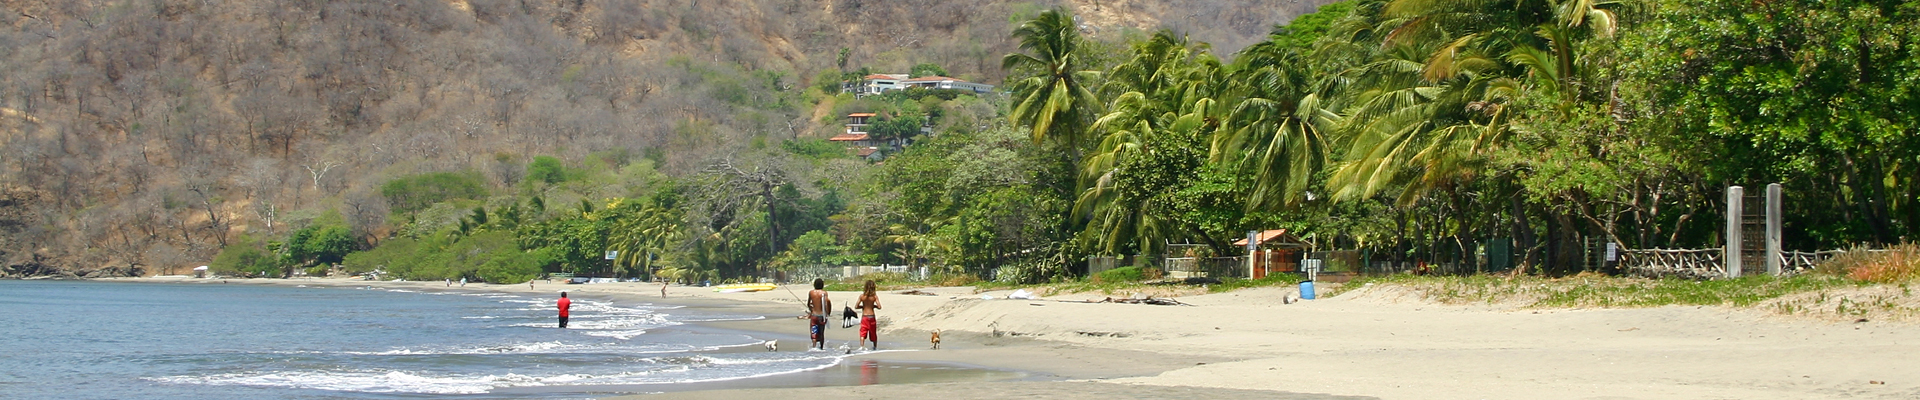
1623;248;1862;279
1780;250;1847;274
1619;249;1726;279
1163;257;1251;279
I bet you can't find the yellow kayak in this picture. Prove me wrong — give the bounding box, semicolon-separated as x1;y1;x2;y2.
712;283;779;293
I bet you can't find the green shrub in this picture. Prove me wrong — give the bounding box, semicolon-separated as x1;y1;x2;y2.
343;237;418;275
868;115;923;141
477;249;543;284
210;236;280;277
995;257;1068;284
1208;273;1302;293
381;171;487;214
782;138;848;161
345;231;546;282
1092;266;1145;283
287;224;355;265
909;63;948;78
527;156;568;184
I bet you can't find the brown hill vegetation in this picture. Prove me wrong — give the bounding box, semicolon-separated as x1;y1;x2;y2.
0;0;1335;277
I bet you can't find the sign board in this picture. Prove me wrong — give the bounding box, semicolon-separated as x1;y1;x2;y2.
1245;231;1260;252
604;250;619;260
1605;243;1618;262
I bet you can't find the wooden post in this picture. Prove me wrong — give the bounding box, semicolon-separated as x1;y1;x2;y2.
1246;230;1259;279
1765;183;1783;276
1725;186;1743;278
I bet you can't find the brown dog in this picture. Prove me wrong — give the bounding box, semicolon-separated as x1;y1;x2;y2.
930;330;942;349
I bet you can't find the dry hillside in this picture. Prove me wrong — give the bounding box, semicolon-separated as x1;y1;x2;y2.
0;0;1337;277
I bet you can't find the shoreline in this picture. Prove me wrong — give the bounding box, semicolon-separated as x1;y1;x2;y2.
95;276;1920;399
95;276;1251;397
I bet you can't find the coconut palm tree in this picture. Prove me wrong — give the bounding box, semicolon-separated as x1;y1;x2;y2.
1074;32;1225;255
1317;0;1629;205
1003;7;1103;152
1208;32;1334;211
606;201;683;278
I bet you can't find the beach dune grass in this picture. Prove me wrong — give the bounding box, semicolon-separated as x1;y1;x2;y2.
966;269;1300;296
1344;273;1864;308
1819;243;1920;284
825;271;979;292
828;244;1920;307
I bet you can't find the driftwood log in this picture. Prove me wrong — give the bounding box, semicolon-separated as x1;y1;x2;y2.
1092;296;1191;306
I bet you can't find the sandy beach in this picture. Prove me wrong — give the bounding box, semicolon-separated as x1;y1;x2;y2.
111;276;1920;399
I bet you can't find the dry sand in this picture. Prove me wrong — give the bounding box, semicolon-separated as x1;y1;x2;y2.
114;276;1920;399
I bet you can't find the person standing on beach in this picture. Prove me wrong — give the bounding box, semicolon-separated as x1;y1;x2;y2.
459;277;466;287
856;280;882;350
557;292;572;328
806;278;831;350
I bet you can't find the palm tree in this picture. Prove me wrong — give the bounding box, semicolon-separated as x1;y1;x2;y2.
606;201;684;278
1209;32;1333;211
1318;0;1628;205
1074;32;1225;255
1003;7;1103;151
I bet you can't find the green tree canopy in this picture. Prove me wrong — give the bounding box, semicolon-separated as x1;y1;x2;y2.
380;171;487;214
527;156;568;184
910;63;949;78
287;224;356;266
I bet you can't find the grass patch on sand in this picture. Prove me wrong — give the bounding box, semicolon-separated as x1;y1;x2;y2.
1206;273;1304;293
1818;243;1920;283
976;277;1152;296
1342;244;1920;310
1346;273;1863;308
824;271;979;292
970;269;1303;297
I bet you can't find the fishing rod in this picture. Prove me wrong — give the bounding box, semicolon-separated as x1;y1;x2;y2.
783;283;811;319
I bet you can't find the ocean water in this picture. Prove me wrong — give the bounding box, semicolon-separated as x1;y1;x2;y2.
0;280;883;399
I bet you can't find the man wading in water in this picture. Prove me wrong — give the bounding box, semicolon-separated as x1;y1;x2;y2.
856;280;882;350
557;292;572;328
806;278;831;350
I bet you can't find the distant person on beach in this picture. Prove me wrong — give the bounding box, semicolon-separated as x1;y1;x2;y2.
807;278;831;350
459;277;466;287
661;280;669;298
856;280;882;350
446;279;451;287
557;292;572;328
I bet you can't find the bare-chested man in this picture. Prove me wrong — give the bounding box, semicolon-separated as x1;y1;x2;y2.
856;280;882;350
806;278;831;350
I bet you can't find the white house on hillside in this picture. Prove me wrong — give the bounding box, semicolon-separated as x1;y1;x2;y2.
900;76;994;94
847;74;993;97
831;112;880;148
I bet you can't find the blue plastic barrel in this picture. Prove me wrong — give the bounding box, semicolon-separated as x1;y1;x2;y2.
1299;281;1316;300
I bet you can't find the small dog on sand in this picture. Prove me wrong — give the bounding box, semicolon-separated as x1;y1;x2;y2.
841;306;859;328
930;330;942;349
764;340;777;352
